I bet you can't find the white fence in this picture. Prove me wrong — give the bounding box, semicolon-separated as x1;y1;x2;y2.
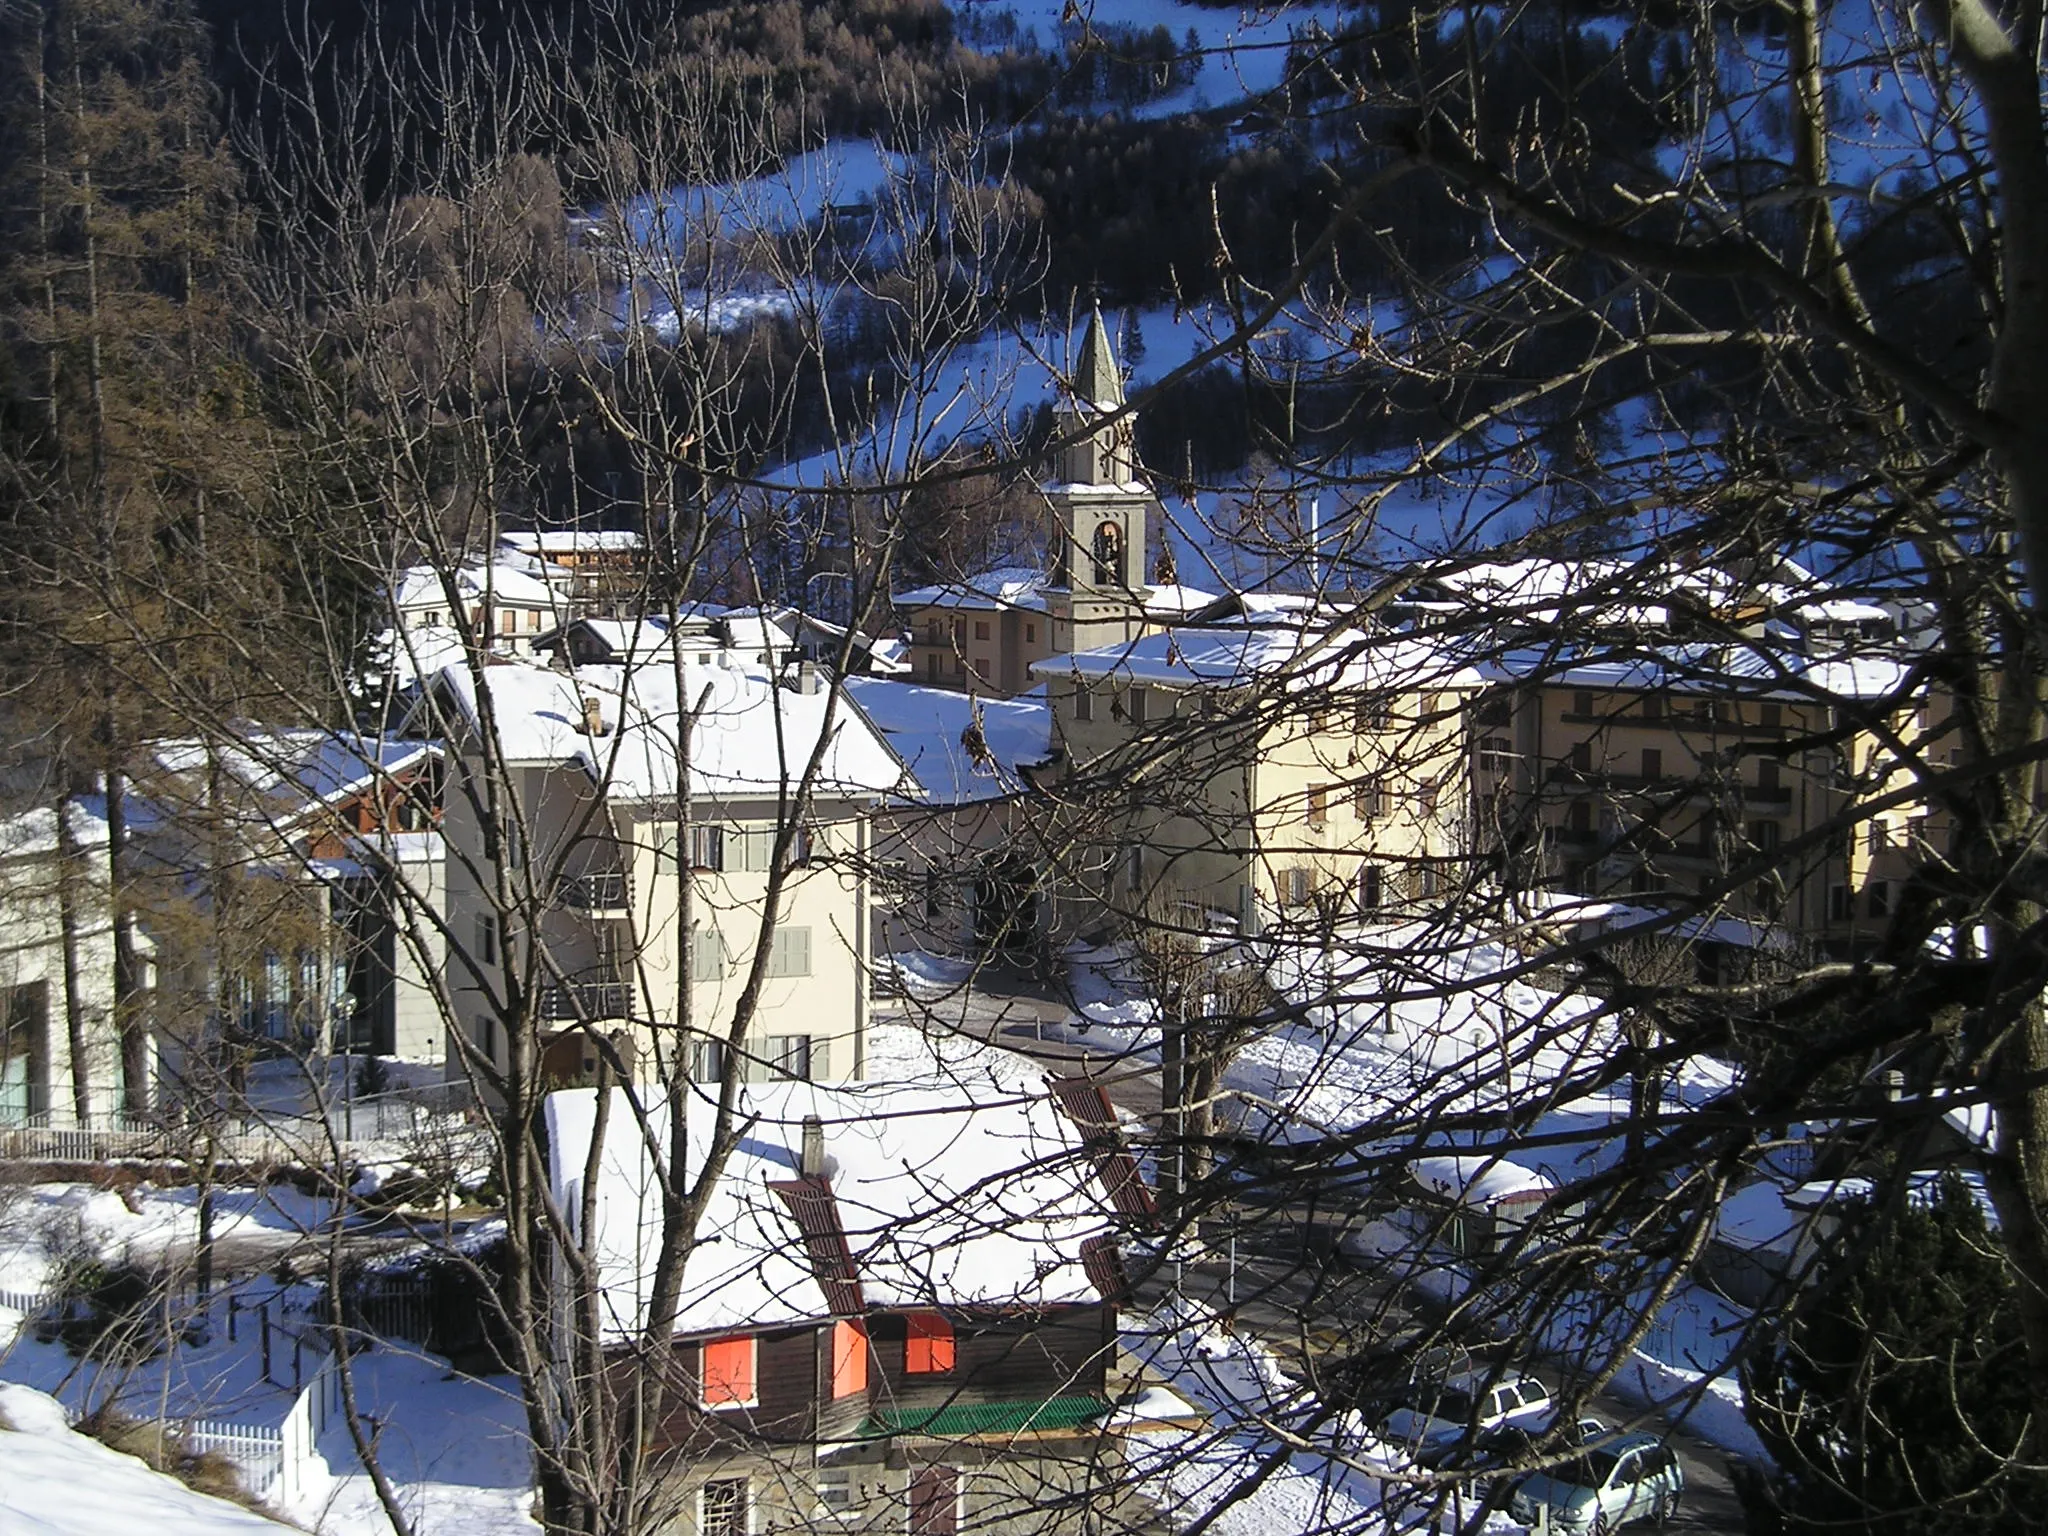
185;1344;343;1507
0;1084;476;1165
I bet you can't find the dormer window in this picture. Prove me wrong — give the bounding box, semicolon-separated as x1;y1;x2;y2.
906;1311;956;1373
1092;521;1124;586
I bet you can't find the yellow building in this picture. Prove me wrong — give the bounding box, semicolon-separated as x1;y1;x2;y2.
1032;627;1480;933
1470;647;1926;950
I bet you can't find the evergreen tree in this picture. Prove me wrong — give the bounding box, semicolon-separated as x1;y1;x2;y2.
1738;1176;2048;1535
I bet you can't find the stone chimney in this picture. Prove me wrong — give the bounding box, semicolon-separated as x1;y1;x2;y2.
800;1114;827;1179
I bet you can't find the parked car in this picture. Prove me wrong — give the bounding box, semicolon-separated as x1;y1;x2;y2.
1379;1369;1555;1466
1508;1431;1684;1532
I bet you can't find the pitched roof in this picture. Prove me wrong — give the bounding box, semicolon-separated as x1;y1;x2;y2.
840;678;1053;806
544;1077;1124;1341
1072;308;1123;410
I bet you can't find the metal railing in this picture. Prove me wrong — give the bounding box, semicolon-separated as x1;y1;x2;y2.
539;979;635;1021
554;870;628;911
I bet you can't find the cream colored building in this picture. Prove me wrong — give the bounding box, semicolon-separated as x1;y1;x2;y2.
1469;647;1925;951
423;656;901;1090
1032;628;1480;932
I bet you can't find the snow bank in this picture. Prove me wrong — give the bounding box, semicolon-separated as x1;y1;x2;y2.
0;1384;296;1535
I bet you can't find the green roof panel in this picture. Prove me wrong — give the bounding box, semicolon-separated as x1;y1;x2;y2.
857;1395;1109;1439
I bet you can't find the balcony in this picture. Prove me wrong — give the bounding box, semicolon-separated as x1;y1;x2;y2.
554;870;629;915
539;978;635;1022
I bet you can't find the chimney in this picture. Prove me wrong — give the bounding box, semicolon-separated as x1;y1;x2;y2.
800;1114;827;1179
798;659;820;695
581;694;606;736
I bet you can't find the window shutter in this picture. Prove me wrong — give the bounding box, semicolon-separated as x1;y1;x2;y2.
700;1336;757;1406
769;926;812;978
905;1312;955;1374
831;1319;869;1399
692;928;727;983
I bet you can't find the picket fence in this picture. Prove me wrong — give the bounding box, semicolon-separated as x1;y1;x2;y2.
184;1344;343;1507
0;1284;343;1509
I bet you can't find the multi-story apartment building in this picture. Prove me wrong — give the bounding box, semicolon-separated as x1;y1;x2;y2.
422;654;902;1089
1467;638;1925;957
1035;627;1480;932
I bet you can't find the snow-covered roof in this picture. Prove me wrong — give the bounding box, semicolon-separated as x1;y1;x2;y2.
500;529;645;555
1491;643;1915;702
1409;1155;1554;1209
842;678;1053;805
539;617;675;657
1138;583;1221;618
428;656;903;801
895;566;1051;614
392;559;557;611
148;732;438;826
544;1077;1118;1340
0;800;111;860
1034;628;1483;694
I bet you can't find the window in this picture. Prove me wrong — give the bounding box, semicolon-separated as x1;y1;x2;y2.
926;619;941;646
1358;865;1383;914
1868;880;1892;918
1074;685;1094;723
1307;784;1329;830
1757;759;1781;793
767;1034;815;1080
1640;692;1664;723
1761;702;1783;729
973;621;990;641
950;618;965;644
1908;815;1928;847
1354;699;1391;733
767;926;812;978
1417;780;1439;815
689;1037;726;1083
1125;844;1143;894
973;657;991;681
1641;748;1662;782
831;1319;869;1399
1569;742;1592;773
475;913;498;966
2;981;49;1122
909;1466;960;1536
700;1336;758;1407
688;824;725;872
1478;736;1512;773
473;1015;497;1065
1025;623;1037;643
1749;820;1781;851
1829;884;1854;921
691;927;727;984
906;1312;956;1373
700;1478;750;1536
1868;820;1893;852
1280;867;1312;905
1092;520;1124;585
1128;687;1147;725
1565;800;1593;839
1354;778;1384;822
1573;691;1594;718
926;654;940;681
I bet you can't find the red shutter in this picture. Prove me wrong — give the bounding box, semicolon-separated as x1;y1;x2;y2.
905;1311;955;1374
831;1319;869;1399
700;1335;757;1406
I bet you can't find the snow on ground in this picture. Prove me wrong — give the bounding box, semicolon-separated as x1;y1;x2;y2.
0;1182;333;1298
1121;1300;1517;1534
864;1015;1048;1096
0;1382;297;1536
288;1348;539;1536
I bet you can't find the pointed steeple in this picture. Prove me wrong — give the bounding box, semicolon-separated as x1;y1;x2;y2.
1073;306;1123;410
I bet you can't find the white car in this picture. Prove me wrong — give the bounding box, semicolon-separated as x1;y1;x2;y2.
1509;1432;1685;1532
1379;1370;1555;1466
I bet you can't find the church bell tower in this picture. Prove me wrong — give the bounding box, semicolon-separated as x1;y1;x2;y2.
1044;310;1157;656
